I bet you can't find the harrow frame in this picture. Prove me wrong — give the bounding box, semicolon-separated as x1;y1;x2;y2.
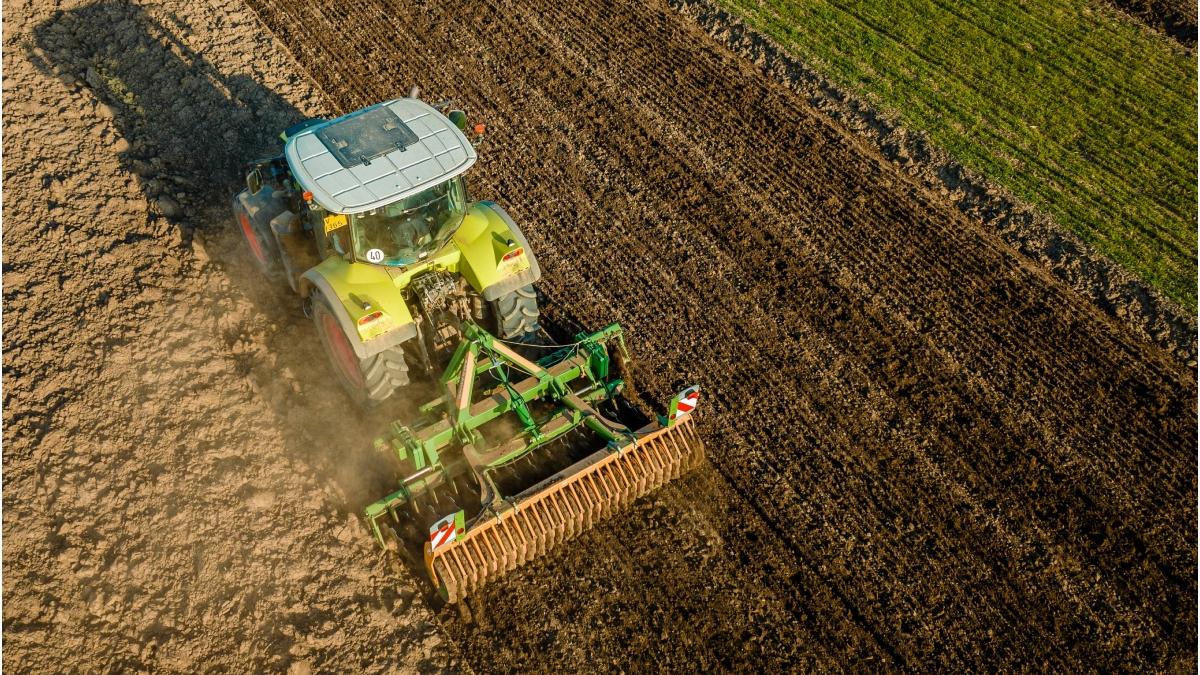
364;322;703;601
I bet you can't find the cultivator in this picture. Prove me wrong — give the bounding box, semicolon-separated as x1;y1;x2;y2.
365;322;704;602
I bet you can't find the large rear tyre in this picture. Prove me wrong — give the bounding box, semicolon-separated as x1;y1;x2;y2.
311;292;409;405
235;205;284;282
490;284;540;339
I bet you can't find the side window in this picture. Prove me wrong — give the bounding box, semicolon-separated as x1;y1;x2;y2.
451;175;467;205
329;227;350;256
313;208;351;258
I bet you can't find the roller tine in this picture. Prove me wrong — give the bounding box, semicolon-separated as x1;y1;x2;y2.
505;512;527;571
563;482;588;535
607;457;636;509
662;433;688;480
660;437;682;486
497;512;523;569
646;437;673;487
571;481;592;535
440;553;465;604
537;495;561;552
512;508;535;565
481;527;503;577
623;444;654;497
537;495;557;550
656;435;681;483
450;548;472;601
523;502;547;559
461;538;484;595
525;502;549;559
537;500;559;556
546;491;571;547
678;419;705;468
494;515;520;573
473;527;493;578
525;505;548;560
469;529;493;587
579;474;604;526
590;470;619;518
443;548;469;599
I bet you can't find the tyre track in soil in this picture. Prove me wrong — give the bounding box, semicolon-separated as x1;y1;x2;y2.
241;0;1197;670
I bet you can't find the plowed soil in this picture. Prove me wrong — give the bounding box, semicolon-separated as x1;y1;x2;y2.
3;0;1196;673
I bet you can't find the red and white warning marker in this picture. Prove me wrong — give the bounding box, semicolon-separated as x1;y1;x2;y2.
429;510;465;551
430;521;456;550
668;385;701;424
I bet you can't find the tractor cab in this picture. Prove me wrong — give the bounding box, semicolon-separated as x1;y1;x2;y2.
282;98;478;267
345;175;468;265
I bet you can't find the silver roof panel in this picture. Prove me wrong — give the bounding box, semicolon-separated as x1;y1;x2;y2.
284;98;477;214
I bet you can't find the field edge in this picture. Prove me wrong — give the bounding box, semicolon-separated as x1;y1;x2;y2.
673;0;1196;366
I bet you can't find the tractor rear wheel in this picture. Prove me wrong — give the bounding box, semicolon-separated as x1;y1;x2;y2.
235;205;284;282
311;292;409;405
490;284;540;339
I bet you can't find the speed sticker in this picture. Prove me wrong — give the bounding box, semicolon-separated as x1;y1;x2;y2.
366;248;385;263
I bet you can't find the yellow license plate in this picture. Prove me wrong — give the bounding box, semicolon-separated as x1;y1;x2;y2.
323;213;348;234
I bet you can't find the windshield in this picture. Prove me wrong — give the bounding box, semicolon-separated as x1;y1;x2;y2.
350;177;467;265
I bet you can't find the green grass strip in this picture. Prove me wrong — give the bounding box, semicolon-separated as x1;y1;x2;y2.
717;0;1198;310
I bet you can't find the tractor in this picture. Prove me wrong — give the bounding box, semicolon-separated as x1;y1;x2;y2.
233;93;540;404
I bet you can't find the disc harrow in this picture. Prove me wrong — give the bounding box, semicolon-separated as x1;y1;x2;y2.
364;322;705;602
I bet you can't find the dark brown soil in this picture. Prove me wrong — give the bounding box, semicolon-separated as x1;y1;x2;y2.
240;0;1197;670
4;0;1196;672
1107;0;1197;46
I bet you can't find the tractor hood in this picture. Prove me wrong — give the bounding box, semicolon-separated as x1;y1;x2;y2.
284;98;477;214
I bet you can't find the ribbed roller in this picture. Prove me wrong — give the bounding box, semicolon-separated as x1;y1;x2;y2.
426;415;705;603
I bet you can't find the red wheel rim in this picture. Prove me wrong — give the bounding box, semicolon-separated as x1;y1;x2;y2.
322;311;363;390
238;212;266;265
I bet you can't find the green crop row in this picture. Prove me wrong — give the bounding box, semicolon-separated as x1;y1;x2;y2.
719;0;1198;310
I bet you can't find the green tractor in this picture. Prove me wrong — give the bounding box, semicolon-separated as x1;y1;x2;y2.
233;93;540;404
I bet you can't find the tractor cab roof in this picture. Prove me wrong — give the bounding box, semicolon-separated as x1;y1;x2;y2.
283;98;477;215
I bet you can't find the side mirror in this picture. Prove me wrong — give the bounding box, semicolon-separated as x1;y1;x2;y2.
246;168;263;196
448;110;468;131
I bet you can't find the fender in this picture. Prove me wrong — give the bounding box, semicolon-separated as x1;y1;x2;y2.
453;201;542;301
235;188;286;234
301;259;417;360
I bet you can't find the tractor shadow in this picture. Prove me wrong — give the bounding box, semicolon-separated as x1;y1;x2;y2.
29;0;407;530
30;0;298;232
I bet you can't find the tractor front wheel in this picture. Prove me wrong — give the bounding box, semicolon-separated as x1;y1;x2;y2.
311;292;409;405
235;205;284;282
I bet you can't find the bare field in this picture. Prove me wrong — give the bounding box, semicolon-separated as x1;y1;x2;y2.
3;0;1196;672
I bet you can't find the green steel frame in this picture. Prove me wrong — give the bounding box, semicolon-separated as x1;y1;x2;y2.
365;322;633;548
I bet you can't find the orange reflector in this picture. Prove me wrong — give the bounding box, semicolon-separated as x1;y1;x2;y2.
302;191;314;202
358;310;384;325
502;247;524;262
